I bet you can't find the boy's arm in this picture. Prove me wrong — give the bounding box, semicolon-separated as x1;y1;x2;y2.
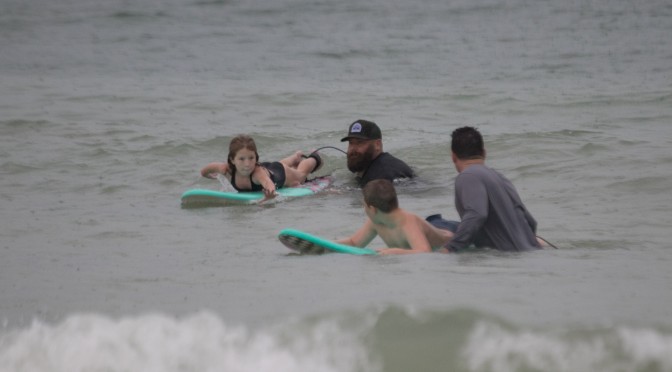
201;162;229;178
336;219;377;248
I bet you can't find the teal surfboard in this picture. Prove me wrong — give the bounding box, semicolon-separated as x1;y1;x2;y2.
278;228;378;255
181;176;333;207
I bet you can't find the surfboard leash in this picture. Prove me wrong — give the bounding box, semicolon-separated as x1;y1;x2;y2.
537;235;559;249
312;146;348;155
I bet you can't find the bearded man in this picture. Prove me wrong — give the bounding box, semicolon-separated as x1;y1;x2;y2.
340;120;415;187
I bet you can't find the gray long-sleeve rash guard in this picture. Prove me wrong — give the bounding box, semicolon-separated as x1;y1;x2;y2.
449;164;540;252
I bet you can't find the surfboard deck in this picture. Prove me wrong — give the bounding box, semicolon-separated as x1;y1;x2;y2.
181;176;334;207
278;228;378;255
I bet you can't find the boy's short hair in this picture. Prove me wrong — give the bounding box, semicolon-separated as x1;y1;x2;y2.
362;179;399;213
451;126;485;160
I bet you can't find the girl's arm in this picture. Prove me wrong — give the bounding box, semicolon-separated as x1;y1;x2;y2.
200;162;230;179
252;166;277;201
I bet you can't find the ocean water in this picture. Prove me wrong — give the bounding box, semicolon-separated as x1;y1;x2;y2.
1;0;672;371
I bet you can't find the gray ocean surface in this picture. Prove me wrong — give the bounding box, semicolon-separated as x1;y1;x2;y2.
1;0;672;371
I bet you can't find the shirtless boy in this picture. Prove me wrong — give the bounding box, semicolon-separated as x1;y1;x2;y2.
337;179;453;255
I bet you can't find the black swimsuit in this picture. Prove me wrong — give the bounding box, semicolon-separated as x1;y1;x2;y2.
230;162;286;192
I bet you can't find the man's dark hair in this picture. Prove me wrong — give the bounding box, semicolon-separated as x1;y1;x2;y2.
362;179;399;213
451;126;485;160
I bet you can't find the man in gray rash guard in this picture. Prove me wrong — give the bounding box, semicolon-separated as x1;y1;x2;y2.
441;126;541;252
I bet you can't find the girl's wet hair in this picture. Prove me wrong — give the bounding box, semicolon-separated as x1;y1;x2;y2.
227;134;260;170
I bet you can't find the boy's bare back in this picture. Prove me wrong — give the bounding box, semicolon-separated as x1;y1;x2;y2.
373;208;453;252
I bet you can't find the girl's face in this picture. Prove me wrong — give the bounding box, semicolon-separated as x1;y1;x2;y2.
231;147;257;176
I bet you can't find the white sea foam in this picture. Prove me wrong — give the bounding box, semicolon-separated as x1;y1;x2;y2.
464;321;672;372
0;311;379;372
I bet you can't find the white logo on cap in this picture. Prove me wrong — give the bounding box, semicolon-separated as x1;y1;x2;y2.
351;123;362;133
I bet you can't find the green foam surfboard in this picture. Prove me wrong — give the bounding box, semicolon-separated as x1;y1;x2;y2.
181;176;333;207
278;228;378;255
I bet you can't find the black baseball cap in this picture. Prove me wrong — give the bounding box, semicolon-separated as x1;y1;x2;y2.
340;120;382;142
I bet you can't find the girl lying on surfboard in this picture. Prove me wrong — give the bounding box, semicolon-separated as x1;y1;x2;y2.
200;134;322;202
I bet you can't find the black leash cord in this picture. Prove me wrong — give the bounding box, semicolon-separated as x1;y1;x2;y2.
537;235;559;249
312;146;347;155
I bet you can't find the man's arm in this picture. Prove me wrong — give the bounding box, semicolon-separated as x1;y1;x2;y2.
449;173;488;251
524;208;537;234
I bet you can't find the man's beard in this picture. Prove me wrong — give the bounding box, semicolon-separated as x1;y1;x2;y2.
347;145;376;173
